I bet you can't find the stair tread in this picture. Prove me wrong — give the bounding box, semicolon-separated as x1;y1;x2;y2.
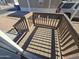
26;27;52;58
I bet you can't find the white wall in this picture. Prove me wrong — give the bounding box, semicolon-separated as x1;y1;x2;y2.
20;7;57;13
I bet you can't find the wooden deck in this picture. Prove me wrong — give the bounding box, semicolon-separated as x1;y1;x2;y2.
8;12;79;59
0;14;20;32
1;12;79;59
17;27;61;59
26;27;52;59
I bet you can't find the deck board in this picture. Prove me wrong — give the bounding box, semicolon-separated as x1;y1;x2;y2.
72;21;79;34
18;27;61;59
26;27;52;59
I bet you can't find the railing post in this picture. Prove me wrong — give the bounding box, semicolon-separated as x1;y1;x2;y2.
57;14;62;29
33;14;35;25
24;12;33;31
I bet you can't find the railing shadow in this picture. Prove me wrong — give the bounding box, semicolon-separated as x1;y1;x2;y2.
22;27;38;49
7;28;28;44
21;26;58;59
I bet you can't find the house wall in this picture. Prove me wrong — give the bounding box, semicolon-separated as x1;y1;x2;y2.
18;0;62;13
29;0;49;8
18;0;28;8
50;0;61;8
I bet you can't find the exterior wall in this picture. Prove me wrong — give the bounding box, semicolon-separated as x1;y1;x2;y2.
18;0;62;13
29;0;49;8
50;0;61;8
18;0;28;8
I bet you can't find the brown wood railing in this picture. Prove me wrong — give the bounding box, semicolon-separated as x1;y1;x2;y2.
33;13;61;29
24;12;34;31
13;17;28;34
13;12;33;34
13;12;33;43
13;12;79;59
13;17;29;43
57;14;79;59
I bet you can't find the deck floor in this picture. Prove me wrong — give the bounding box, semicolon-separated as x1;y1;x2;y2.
0;12;20;32
18;27;61;59
26;27;52;59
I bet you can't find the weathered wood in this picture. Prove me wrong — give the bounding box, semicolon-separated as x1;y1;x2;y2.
33;13;61;29
57;14;79;59
24;12;34;31
13;12;79;59
13;17;28;34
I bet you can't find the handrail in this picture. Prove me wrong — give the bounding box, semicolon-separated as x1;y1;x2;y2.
57;14;79;59
62;14;79;47
13;17;28;34
15;12;79;59
33;13;62;29
63;14;79;36
32;12;79;59
13;12;33;33
24;12;34;31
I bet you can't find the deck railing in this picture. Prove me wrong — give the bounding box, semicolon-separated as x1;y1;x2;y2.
13;17;28;34
33;13;61;29
57;14;79;59
12;12;34;43
13;12;34;33
13;12;79;59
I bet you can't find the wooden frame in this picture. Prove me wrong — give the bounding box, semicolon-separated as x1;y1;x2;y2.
13;12;79;59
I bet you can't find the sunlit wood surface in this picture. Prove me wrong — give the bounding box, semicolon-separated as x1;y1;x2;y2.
72;21;79;34
0;16;19;32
